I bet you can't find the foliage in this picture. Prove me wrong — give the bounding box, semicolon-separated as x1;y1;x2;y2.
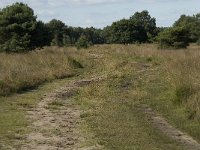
157;27;190;49
130;10;157;41
68;57;84;68
0;3;199;52
31;21;52;48
197;39;200;45
46;19;65;46
104;19;138;44
0;3;37;52
75;36;90;49
174;14;200;42
46;21;105;47
102;10;157;44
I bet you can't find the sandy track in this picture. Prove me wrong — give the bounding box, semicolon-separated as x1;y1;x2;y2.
141;104;200;150
20;76;106;150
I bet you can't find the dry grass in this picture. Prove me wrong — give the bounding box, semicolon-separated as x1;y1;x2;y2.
74;44;200;149
75;44;186;149
113;44;200;120
0;47;82;96
125;44;200;120
1;44;200;149
163;45;200;120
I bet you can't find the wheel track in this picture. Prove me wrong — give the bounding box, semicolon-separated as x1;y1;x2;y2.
20;75;106;150
141;104;200;150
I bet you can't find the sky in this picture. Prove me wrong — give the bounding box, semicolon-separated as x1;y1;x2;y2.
0;0;200;28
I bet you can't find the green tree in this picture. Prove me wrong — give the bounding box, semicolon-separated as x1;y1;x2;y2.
111;19;132;44
157;27;190;49
0;2;37;52
174;14;200;42
102;10;157;44
31;21;52;48
130;10;157;42
46;19;65;46
63;34;71;46
83;27;105;44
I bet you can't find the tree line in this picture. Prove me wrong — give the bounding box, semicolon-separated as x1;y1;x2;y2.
0;2;200;52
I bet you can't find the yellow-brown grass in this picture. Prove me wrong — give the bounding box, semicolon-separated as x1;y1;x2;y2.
0;47;81;96
117;44;200;120
74;44;200;148
1;44;200;149
162;45;200;120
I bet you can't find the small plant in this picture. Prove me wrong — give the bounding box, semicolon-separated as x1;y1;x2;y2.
68;57;84;68
49;101;64;106
75;36;89;49
175;85;193;104
147;57;153;62
197;39;200;45
47;101;64;109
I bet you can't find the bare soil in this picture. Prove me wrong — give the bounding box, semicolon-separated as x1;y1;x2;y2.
141;104;200;150
19;75;106;150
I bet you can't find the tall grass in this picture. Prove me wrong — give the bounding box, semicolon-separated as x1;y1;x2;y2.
125;44;200;120
0;47;81;96
103;44;200;120
163;46;200;120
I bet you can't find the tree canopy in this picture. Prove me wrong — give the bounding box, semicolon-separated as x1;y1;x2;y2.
102;11;157;44
0;2;37;52
156;13;200;49
157;27;190;49
0;2;199;52
174;14;200;42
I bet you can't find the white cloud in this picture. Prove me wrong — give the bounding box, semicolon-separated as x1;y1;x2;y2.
37;0;132;7
0;0;131;7
0;0;47;7
70;0;126;5
0;0;199;28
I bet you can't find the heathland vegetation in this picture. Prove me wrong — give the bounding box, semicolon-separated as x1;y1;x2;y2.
1;44;200;149
0;47;83;96
0;2;200;150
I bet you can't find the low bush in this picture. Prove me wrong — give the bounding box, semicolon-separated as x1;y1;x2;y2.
75;36;90;49
197;39;200;45
157;27;190;49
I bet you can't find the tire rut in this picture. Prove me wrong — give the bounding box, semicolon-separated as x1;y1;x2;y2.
20;75;106;150
141;104;200;150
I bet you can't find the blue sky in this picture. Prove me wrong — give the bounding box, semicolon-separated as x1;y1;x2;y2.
0;0;200;28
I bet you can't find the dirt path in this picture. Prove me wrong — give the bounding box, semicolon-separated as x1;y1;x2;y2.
141;104;200;150
15;70;200;150
20;75;106;150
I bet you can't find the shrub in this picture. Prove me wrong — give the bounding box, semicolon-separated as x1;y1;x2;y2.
157;27;190;49
175;85;194;104
68;57;84;68
75;36;89;49
197;39;200;45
